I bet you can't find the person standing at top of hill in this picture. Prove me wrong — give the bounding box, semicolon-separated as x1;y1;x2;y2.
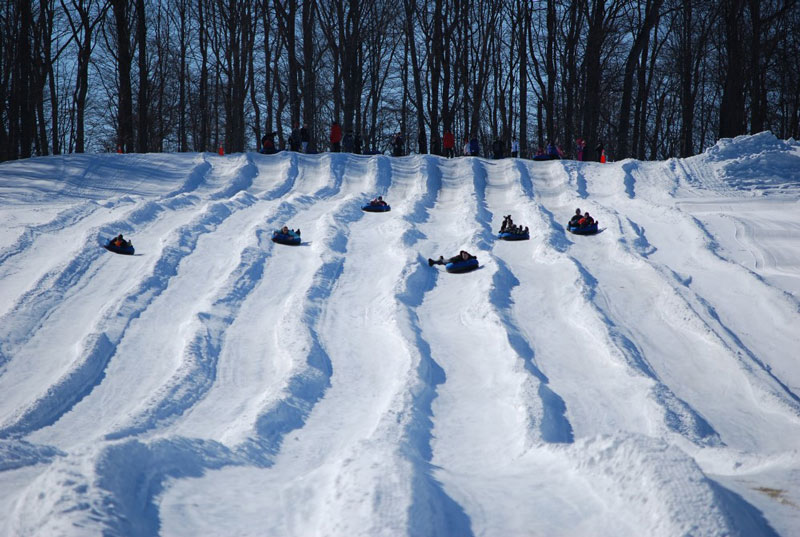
511;136;519;158
469;136;480;156
260;132;277;154
392;133;404;156
576;138;586;161
595;140;604;162
443;130;455;158
289;122;301;152
492;138;504;159
330;121;343;152
300;123;310;153
546;141;561;159
343;130;354;152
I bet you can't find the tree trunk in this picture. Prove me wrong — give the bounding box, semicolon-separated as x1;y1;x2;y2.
404;0;426;153
518;0;529;157
198;0;209;151
719;0;747;138
617;0;662;159
679;0;694;157
302;0;316;151
178;0;188;151
545;0;556;143
275;0;300;127
581;0;606;162
111;0;134;152
748;0;764;133
135;0;148;152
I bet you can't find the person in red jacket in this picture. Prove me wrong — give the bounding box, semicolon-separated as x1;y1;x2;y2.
443;130;455;158
330;121;343;152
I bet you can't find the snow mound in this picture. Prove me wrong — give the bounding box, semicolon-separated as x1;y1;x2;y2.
698;132;800;193
569;434;779;537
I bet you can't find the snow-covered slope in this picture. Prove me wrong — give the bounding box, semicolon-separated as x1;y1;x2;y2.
1;132;799;536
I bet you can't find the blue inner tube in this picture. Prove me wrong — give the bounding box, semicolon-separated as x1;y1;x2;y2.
498;231;529;241
272;231;301;245
445;257;479;273
567;222;599;235
362;204;391;212
104;242;135;255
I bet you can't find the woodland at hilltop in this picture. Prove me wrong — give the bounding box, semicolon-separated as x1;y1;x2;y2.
1;0;799;163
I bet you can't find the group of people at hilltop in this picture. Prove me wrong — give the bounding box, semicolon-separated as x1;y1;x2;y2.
260;120;609;162
259;122;312;154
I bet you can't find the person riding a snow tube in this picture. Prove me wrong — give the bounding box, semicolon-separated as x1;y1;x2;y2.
105;234;135;255
362;196;391;212
499;228;530;240
428;250;479;273
566;212;599;235
272;226;301;245
498;214;529;240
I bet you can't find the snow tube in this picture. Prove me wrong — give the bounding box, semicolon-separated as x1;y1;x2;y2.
362;203;391;212
445;257;479;273
272;231;301;245
104;242;135;255
567;222;599;235
498;231;529;241
533;154;559;161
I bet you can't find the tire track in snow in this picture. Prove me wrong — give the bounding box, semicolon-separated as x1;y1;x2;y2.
106;219;278;439
531;162;721;446
0;157;260;438
476;159;574;444
518;162;572;254
569;239;721;446
396;157;474;537
105;156;303;439
232;156;357;464
0;158;213;372
660;216;800;412
614;162;800;419
7;153;348;536
0;200;110;270
233;254;342;464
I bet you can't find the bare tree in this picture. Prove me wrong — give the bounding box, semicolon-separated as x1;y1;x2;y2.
134;0;147;151
302;0;316;150
63;0;108;153
109;0;134;152
616;0;662;159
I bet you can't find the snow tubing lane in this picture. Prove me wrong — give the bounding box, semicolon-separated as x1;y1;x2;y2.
567;222;599;235
498;231;529;241
446;258;479;273
362;204;391;212
272;232;301;245
104;243;135;255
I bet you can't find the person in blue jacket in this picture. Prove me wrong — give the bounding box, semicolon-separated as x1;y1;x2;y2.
546;141;561;159
469;137;480;156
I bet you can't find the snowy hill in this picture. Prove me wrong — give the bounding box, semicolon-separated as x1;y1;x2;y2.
1;132;799;536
